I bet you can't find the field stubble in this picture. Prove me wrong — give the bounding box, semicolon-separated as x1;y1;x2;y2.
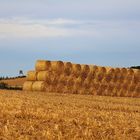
0;90;140;140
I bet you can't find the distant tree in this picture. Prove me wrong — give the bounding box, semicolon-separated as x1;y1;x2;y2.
19;70;24;76
130;66;140;70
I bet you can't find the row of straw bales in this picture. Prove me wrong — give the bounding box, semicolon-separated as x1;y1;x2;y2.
23;60;140;97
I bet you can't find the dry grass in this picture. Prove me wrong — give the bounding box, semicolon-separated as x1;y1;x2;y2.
0;89;140;140
1;78;26;87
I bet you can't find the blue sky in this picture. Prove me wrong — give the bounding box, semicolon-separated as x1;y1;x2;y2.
0;0;140;76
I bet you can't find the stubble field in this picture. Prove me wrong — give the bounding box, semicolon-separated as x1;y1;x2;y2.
0;90;140;140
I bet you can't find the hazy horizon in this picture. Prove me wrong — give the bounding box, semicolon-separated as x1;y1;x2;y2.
0;0;140;76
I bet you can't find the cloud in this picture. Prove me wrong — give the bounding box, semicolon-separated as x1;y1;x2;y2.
0;17;140;40
0;18;99;39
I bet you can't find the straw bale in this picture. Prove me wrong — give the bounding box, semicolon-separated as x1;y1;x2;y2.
58;75;68;86
108;68;115;74
99;67;107;74
135;84;140;93
64;62;72;76
27;71;37;81
72;64;81;77
128;83;136;92
74;77;83;88
67;77;74;87
125;74;134;81
83;79;91;89
127;68;134;75
23;81;33;91
32;81;46;91
95;72;104;82
35;60;51;71
114;68;121;73
121;68;128;75
91;65;99;73
37;71;51;84
51;61;64;74
92;82;100;90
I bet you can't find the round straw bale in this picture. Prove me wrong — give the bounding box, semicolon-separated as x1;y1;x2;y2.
121;67;128;74
67;77;74;87
72;64;81;77
51;61;64;74
74;77;83;88
99;67;107;74
125;73;134;81
128;83;136;92
32;81;46;91
121;82;129;90
86;72;94;82
95;72;104;82
104;73;113;83
51;76;59;86
64;62;72;76
127;68;134;75
92;82;100;90
81;65;90;74
108;68;115;74
35;60;51;71
114;68;121;73
58;75;68;86
135;84;140;93
91;65;99;73
81;65;90;79
107;83;114;92
37;71;51;84
83;79;91;89
56;83;65;93
23;81;33;91
26;71;37;81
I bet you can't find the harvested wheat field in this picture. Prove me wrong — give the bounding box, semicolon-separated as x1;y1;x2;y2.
0;90;140;140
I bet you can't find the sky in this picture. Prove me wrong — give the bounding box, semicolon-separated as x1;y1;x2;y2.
0;0;140;76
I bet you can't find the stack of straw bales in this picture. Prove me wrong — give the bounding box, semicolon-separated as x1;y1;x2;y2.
23;60;140;97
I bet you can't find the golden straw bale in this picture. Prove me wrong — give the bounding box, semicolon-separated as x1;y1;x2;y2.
56;83;65;93
127;68;134;75
51;61;64;74
81;65;90;79
92;82;100;90
99;67;107;74
135;84;140;93
108;68;115;74
37;71;51;84
133;71;140;84
107;84;114;93
35;60;51;71
67;77;74;87
81;65;90;73
72;64;81;78
86;72;94;82
74;77;83;88
83;79;91;89
23;81;33;91
91;65;99;73
95;72;104;82
32;81;46;91
125;74;134;81
64;62;72;76
128;83;136;92
58;75;68;86
121;81;129;90
121;68;128;75
114;68;121;73
26;71;37;81
104;73;113;83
